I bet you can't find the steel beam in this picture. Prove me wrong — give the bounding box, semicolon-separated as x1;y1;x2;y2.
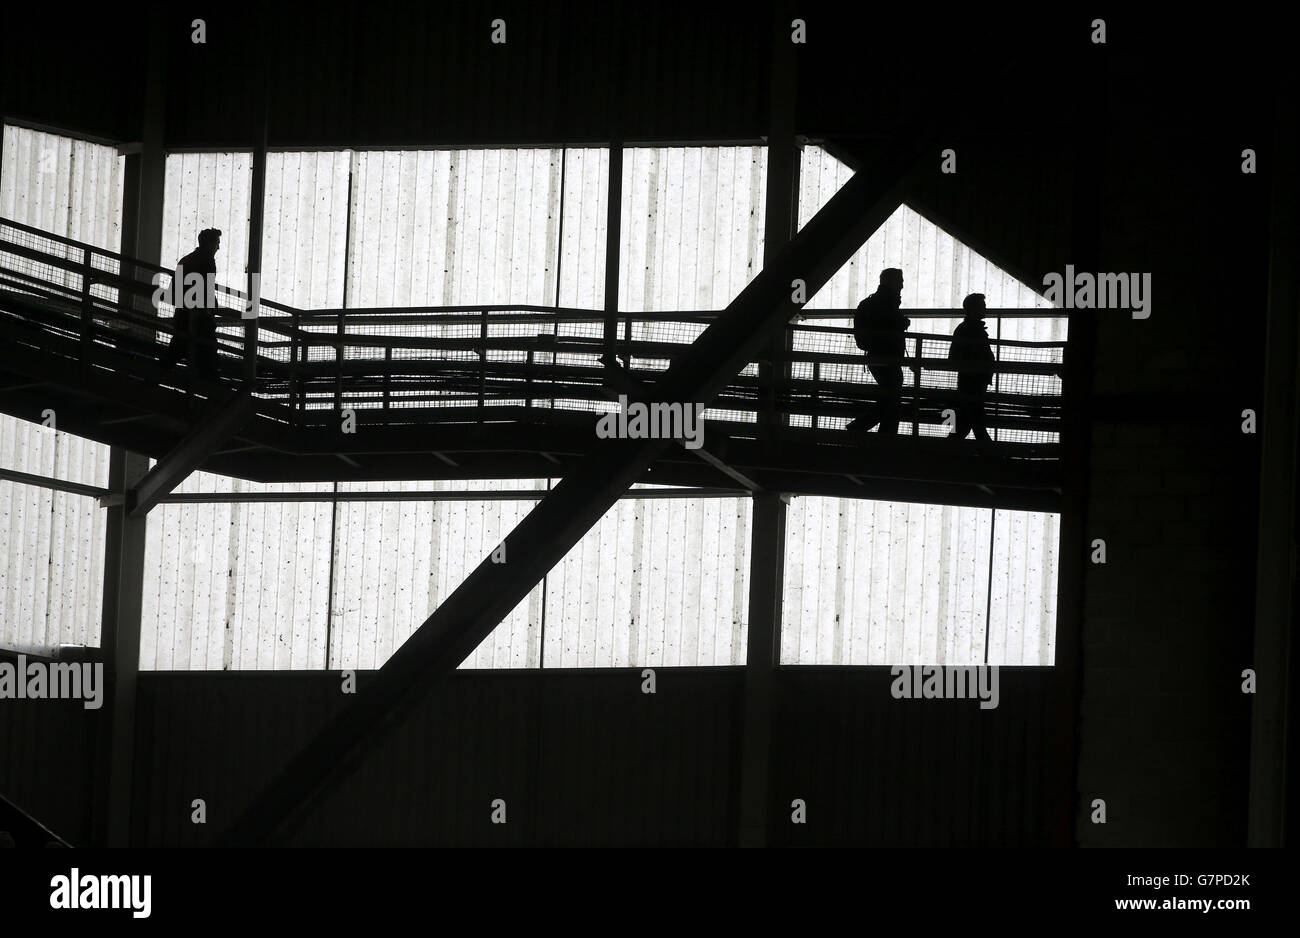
0;466;110;499
690;444;763;492
0;790;71;848
216;142;925;845
155;486;746;504
1055;58;1103;847
600;358;764;491
126;383;257;517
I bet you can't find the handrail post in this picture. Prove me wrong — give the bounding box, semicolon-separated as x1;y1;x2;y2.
525;348;534;410
289;312;301;428
478;308;489;410
383;346;392;413
993;314;1001;443
80;246;95;363
910;334;919;436
335;308;344;415
811;359;820;430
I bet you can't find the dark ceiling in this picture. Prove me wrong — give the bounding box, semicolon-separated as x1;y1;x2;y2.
2;3;1279;150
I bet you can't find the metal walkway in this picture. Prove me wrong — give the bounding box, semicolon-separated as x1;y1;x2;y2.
0;216;1066;509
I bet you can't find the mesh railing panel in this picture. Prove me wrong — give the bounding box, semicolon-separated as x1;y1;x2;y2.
1;217;1067;451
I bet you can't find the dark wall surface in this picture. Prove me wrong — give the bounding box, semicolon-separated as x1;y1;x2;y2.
126;668;1065;847
133;669;744;847
0;695;97;846
1074;129;1267;847
1;8;146;142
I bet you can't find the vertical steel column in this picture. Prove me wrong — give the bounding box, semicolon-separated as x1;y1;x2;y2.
245;121;267;379
90;6;166;848
117;150;142;326
737;0;798;847
758;99;798;435
243;10;271;379
1248;91;1298;847
93;450;150;847
738;490;788;846
333;156;356;426
603;144;623;367
136;13;166;274
1056;51;1104;847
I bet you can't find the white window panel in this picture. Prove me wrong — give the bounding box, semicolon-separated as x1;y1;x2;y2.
543;495;752;668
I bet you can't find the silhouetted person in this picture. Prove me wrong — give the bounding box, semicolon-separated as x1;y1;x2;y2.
948;293;995;444
848;268;909;434
160;228;222;381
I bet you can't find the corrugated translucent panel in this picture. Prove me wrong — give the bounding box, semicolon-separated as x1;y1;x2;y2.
782;497;1061;666
0;420;108;651
140;478;335;670
0;124;124;252
543;496;752;667
0;481;107;652
346;149;562;308
138;474;560;670
0;416;108;487
987;509;1059;666
556;148;608;310
618;146;767;313
330;480;547;670
0;127;119;652
262;151;351;308
796;146;1055;316
782;497;992;665
160;152;252;287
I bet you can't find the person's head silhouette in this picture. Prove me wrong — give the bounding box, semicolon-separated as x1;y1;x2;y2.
880;268;904;296
197;228;222;258
962;292;986;319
